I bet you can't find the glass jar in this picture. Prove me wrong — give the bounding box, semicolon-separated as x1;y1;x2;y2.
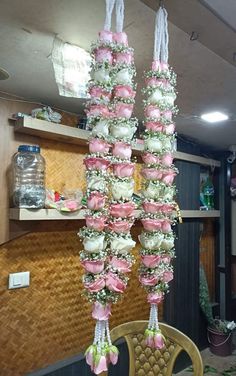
13;145;45;208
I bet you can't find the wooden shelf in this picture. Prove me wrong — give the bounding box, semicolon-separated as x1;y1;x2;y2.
10;208;220;221
11;117;221;167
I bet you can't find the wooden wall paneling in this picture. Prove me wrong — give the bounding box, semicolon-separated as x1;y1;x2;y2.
200;219;215;301
164;158;200;343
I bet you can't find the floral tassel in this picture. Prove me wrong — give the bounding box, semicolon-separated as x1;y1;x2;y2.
79;0;136;373
139;5;178;349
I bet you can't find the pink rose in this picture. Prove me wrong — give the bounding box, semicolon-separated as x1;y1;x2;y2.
161;62;169;71
145;105;161;119
161;220;172;233
161;170;177;185
114;85;136;98
151;60;161;71
115;103;134;118
153;332;165;349
145;77;159;87
142;201;163;214
142;152;160;165
93;355;108;375
161;153;173;167
106;272;126;293
89;86;111;102
141;168;163;180
108;220;133;233
110;202;135;218
89;138;110;154
108;346;119;365
85;215;107;231
87;104;110;117
81;260;105;274
84;277;105;292
115;52;133;65
87;192;106;210
146;335;155;348
113;32;128;46
162;203;175;213
92;301;111;320
113;162;134;178
139;274;159;286
165;123;175;135
99;30;113;43
162;271;173;283
141;218;163;232
84;157;110;171
145;121;163;132
112;142;132;159
161;255;172;264
109;257;131;273
95;47;113;64
147;291;164;304
162;110;172;121
141;255;161;268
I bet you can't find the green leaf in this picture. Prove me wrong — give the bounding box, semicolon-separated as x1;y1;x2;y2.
204;365;218;373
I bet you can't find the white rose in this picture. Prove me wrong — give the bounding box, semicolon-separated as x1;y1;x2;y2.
145;138;163;153
162;186;175;201
163;92;176;106
161;237;175;250
111;180;134;200
110;124;136;139
83;235;106;253
110;237;136;254
162;137;172;151
143;181;162;199
92;119;109;137
139;233;164;250
87;176;107;192
227;321;236;331
93;69;110;83
148;88;163;104
115;69;132;85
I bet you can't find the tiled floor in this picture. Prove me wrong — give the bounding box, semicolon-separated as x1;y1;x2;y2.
175;346;236;375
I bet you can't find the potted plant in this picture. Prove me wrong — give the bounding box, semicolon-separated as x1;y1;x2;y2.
199;265;236;356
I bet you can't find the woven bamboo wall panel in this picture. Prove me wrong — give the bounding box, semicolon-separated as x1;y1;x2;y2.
0;224;162;376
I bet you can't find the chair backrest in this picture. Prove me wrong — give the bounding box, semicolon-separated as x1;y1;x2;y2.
105;320;203;376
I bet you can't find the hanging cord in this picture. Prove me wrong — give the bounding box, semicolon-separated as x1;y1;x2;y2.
104;0;116;31
153;6;169;63
116;0;124;33
162;8;169;63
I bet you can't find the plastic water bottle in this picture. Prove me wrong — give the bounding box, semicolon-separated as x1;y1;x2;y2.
13;145;45;208
202;177;214;210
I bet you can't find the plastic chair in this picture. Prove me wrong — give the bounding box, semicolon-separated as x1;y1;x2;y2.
105;320;203;376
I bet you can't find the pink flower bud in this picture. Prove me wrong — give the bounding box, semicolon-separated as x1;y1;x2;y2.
106;272;126;293
87;192;106;211
115;52;133;64
141;254;161;268
113;32;128;46
142;152;160;165
145;105;161;119
139;274;159;286
112;142;132;159
95;47;113;64
115;103;134;118
113;162;134;178
147;292;164;304
108;220;133;233
89;138;110;154
81;260;105;274
84;157;110;171
145;121;163;132
110;202;135;218
141;168;163;180
85;215;107;231
84;277;105;292
142;201;163;214
99;30;113;43
114;85;136;98
141;219;163;232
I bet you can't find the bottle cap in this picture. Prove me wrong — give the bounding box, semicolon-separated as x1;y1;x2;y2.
18;145;40;153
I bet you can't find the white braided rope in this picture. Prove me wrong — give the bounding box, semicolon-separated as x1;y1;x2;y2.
116;0;124;33
104;0;116;31
153;6;169;63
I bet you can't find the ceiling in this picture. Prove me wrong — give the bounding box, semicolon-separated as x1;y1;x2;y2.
0;0;236;150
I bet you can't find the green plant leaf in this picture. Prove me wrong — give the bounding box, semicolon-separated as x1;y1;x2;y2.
221;366;236;375
204;365;218;373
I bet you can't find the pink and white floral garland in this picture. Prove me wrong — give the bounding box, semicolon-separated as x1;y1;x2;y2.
79;0;137;374
138;5;178;349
